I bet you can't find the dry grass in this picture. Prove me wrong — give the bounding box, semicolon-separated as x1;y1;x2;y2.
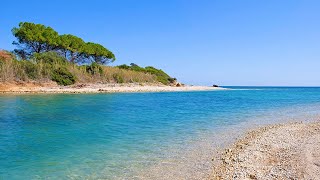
0;57;157;84
101;66;156;83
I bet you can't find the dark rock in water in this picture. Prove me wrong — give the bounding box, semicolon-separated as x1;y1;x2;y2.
212;84;219;87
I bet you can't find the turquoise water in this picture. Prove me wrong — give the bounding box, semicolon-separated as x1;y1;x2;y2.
1;87;320;179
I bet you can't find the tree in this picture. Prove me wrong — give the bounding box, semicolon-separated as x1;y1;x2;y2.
84;42;115;64
12;22;59;57
58;34;86;63
12;22;116;64
130;63;138;67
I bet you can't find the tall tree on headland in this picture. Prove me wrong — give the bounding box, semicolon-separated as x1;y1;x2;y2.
84;42;115;64
12;22;59;57
12;22;116;64
58;34;86;63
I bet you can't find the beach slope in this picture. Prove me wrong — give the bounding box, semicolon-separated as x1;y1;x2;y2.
0;82;225;93
211;121;320;179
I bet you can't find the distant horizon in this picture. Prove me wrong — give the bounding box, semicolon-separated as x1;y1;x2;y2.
1;0;320;86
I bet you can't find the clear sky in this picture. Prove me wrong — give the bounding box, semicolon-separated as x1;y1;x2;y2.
1;0;320;86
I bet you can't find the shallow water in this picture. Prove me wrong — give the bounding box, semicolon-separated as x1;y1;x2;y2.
1;87;320;179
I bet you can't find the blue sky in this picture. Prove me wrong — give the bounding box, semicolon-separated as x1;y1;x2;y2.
1;0;320;86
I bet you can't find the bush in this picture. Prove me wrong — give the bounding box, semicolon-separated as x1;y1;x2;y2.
51;67;76;85
0;50;167;85
117;64;173;85
32;51;67;65
145;66;171;85
20;60;38;79
113;73;124;83
117;64;130;70
86;62;103;75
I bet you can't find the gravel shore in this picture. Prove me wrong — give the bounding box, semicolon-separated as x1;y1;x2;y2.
211;121;320;179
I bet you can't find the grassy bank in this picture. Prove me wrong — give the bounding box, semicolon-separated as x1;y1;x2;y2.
0;51;174;86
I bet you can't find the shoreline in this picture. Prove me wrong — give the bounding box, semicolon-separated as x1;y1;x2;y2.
0;82;226;94
211;121;320;179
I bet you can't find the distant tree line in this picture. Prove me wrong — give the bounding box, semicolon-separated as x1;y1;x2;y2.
12;22;115;64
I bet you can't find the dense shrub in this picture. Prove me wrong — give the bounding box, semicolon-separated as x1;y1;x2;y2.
0;51;168;85
117;64;130;70
20;60;38;79
32;51;67;65
85;62;103;75
51;67;76;85
117;64;174;85
113;73;124;83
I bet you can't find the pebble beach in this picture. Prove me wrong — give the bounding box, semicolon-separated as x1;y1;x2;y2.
211;121;320;179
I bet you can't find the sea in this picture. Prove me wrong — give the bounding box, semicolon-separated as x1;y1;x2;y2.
1;87;320;179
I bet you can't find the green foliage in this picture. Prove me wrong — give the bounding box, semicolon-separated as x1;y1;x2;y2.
117;64;130;70
0;52;157;84
145;66;171;85
113;73;124;83
85;62;103;75
12;22;115;64
117;63;174;85
84;42;115;64
19;60;38;79
12;22;59;55
51;67;76;86
58;34;85;63
32;51;67;65
130;65;146;72
4;22;178;85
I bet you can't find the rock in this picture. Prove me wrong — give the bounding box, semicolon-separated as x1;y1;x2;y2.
74;84;86;88
249;174;257;179
212;84;219;87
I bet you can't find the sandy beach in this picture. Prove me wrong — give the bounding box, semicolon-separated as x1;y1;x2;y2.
0;82;225;94
211;121;320;179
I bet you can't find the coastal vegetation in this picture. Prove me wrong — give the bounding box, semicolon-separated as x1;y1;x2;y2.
0;22;176;86
117;63;176;85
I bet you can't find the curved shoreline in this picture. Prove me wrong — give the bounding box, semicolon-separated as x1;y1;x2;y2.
211;121;320;179
0;83;226;94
